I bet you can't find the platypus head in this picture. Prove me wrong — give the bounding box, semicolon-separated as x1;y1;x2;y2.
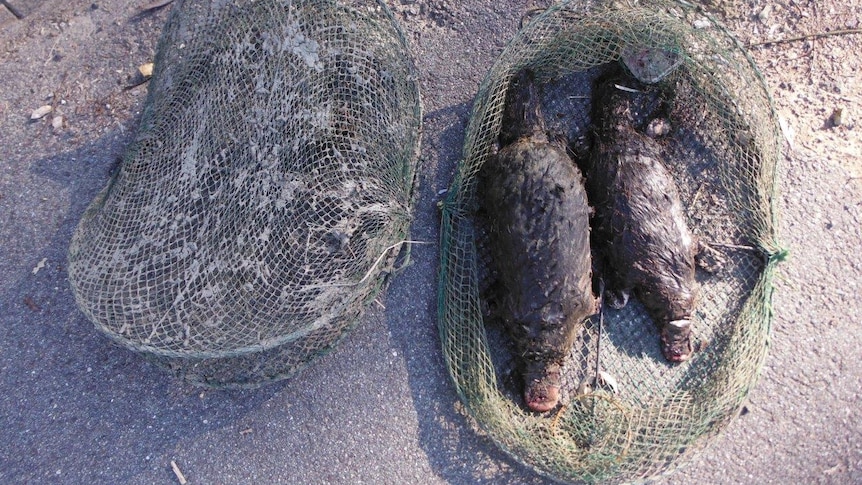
661;319;693;363
499;68;548;146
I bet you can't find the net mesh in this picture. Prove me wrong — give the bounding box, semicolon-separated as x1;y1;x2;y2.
68;0;421;388
438;1;783;482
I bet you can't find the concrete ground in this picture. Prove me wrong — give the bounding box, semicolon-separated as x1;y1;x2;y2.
1;0;859;483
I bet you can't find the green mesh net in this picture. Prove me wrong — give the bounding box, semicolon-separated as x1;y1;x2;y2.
438;0;782;482
67;0;421;388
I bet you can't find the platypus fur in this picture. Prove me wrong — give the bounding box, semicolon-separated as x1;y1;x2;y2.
481;69;597;412
586;67;698;363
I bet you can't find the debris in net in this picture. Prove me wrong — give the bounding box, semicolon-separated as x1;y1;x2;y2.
692;18;711;29
597;371;619;394
52;116;63;130
576;377;593;396
170;460;187;484
646;118;671;138
621;45;682;84
240;428;253;435
613;83;640;94
695;243;727;273
550;404;567;430
31;105;52;120
706;242;759;252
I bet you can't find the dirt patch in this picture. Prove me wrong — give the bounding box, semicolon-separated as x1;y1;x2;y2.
707;0;861;179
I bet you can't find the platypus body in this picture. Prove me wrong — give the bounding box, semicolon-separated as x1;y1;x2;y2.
481;69;596;412
586;68;698;363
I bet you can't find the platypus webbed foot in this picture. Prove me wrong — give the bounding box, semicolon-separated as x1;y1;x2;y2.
661;319;693;363
524;362;562;412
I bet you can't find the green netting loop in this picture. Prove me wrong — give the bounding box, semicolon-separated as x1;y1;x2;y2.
438;1;781;482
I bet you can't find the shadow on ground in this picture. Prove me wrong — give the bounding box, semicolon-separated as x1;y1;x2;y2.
0;131;283;483
381;102;555;484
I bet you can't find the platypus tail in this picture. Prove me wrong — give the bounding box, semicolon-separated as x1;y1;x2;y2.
498;68;547;146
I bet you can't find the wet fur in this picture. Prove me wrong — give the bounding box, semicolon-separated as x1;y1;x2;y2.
586;68;698;362
482;70;596;411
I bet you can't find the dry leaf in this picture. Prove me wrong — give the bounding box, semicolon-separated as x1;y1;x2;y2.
830;108;843;127
31;105;53;120
32;258;47;275
138;62;154;78
597;371;620;394
778;116;796;149
576;377;593;396
24;296;40;311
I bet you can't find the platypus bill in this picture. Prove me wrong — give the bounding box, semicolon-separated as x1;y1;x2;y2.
481;69;596;412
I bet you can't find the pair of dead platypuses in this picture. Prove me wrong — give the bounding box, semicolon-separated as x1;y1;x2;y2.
481;65;712;413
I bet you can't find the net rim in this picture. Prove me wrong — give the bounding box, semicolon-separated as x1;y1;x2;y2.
437;0;783;482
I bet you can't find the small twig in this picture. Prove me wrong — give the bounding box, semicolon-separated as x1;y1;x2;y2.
301;240;432;290
706;242;759;252
170;460;187;485
690;182;706;208
44;36;62;67
373;298;386;310
550;404;567;431
140;0;174;12
519;7;546;29
595;279;605;388
749;28;862;48
586;279;606;422
613;83;641;94
354;240;430;286
124;77;151;91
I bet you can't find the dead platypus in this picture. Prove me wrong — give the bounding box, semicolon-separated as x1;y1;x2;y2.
481;69;597;412
585;68;698;363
